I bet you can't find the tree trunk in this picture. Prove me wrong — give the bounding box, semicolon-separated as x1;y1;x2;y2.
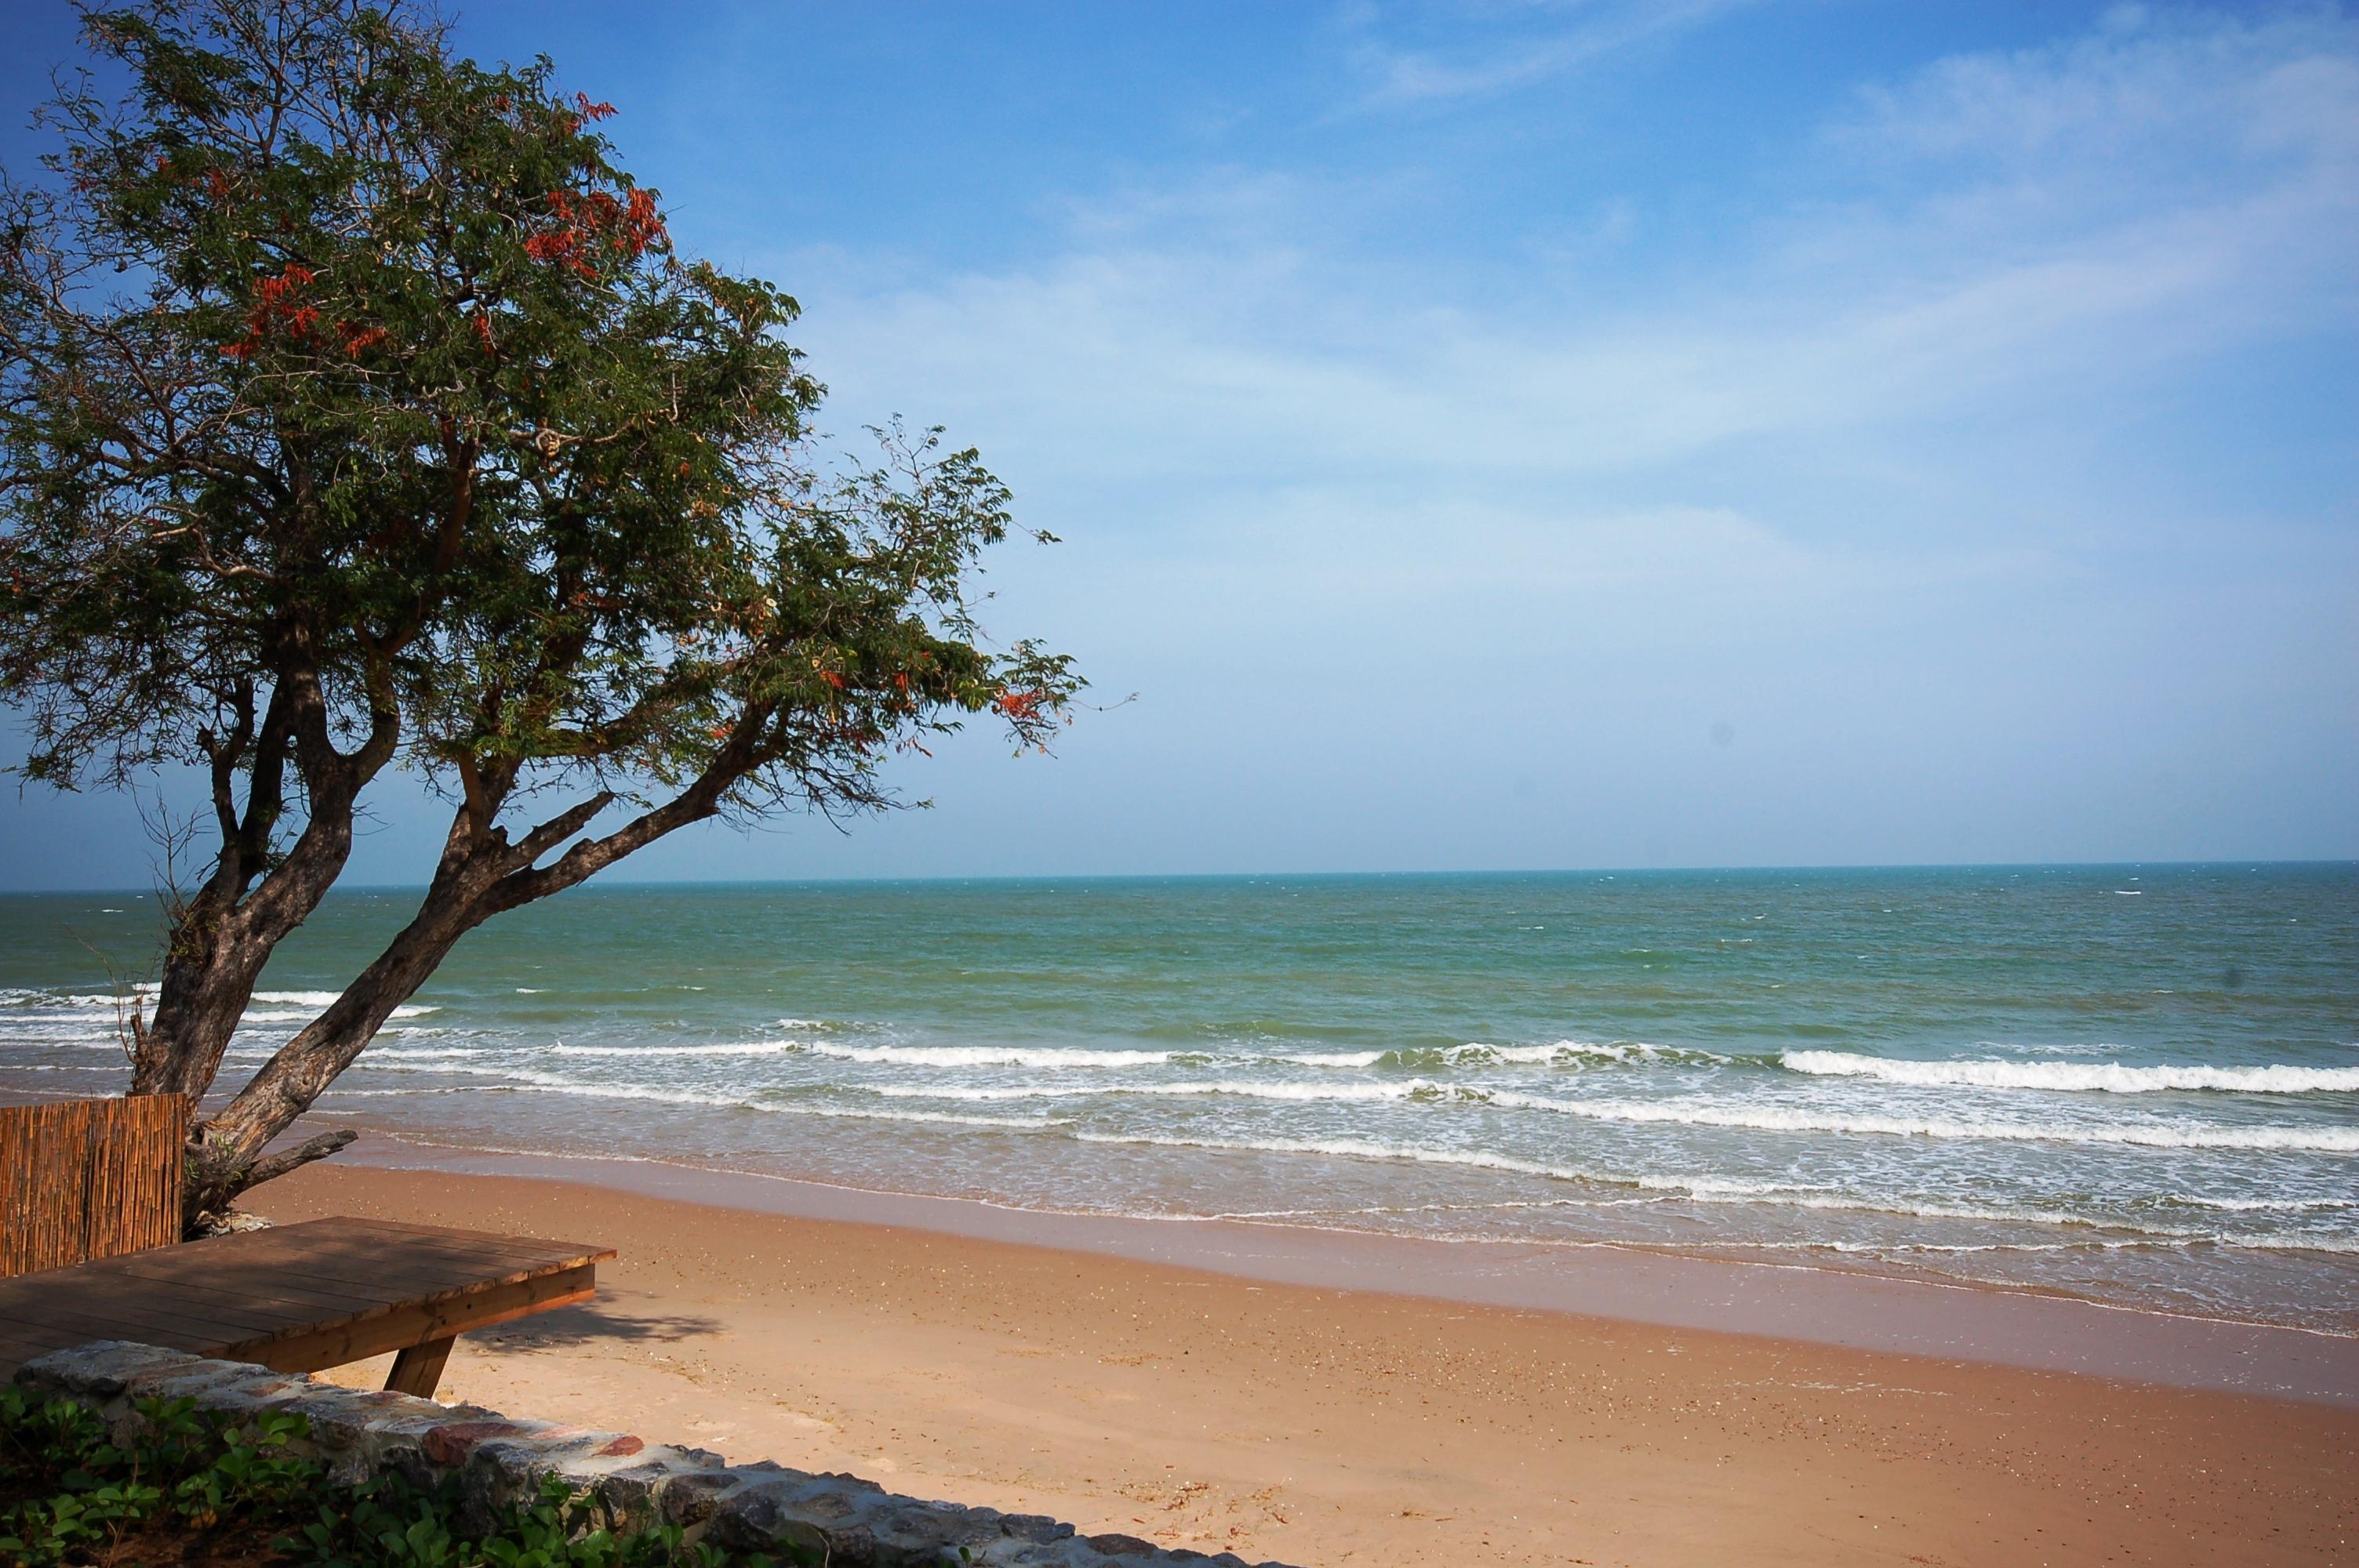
174;728;750;1225
131;662;397;1114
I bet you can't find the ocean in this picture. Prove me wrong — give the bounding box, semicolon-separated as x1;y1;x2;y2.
2;864;2354;1331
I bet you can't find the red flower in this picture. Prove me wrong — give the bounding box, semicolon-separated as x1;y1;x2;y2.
524;187;666;278
219;263;320;360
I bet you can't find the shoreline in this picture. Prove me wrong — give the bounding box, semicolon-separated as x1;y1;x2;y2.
339;1128;2359;1407
248;1154;2359;1566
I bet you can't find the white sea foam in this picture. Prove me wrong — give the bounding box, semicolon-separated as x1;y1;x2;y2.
1272;1040;1717;1069
3;990;151;1013
240;1000;436;1023
1482;1091;2359;1151
551;1040;805;1058
347;1058;514;1076
850;1076;2358;1151
322;1075;1060;1132
2159;1194;2357;1212
1447;1043;1573;1065
0;1027;122;1047
870;1079;1448;1104
1782;1051;2359;1094
1070;1128;1592;1183
803;1042;1174;1069
1052;1129;2352;1246
485;1076;1062;1130
2218;1232;2359;1254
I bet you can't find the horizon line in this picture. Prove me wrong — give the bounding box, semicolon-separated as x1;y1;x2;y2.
2;855;2353;898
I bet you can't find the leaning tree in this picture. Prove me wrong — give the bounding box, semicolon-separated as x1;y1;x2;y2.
0;0;1079;1229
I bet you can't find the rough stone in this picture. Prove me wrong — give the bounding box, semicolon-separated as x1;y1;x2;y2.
706;1472;845;1557
652;1465;746;1529
13;1342;1296;1568
589;1446;725;1530
422;1417;536;1465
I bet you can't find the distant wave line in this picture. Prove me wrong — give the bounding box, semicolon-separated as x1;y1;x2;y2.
1781;1051;2359;1094
322;1075;1064;1131
1481;1091;2359;1152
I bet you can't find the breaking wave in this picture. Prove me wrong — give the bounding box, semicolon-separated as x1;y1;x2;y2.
1483;1091;2359;1152
801;1041;1175;1069
1782;1051;2359;1094
552;1040;805;1058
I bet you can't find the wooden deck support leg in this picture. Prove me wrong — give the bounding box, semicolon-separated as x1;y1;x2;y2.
384;1335;456;1398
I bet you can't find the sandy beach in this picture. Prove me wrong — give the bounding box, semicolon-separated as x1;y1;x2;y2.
247;1159;2357;1567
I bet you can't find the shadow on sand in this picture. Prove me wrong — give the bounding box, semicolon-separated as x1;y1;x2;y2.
469;1300;723;1350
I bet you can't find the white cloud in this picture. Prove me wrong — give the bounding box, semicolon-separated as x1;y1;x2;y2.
782;7;2355;513
1347;0;1765;108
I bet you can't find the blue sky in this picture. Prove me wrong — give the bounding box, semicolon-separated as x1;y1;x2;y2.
2;0;2354;886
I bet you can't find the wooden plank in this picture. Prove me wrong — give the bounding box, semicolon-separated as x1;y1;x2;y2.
104;1256;394;1314
222;1214;610;1265
198;1216;603;1272
0;1285;302;1348
2;1278;319;1340
216;1265;585;1354
0;1309;215;1361
0;1219;600;1309
0;1215;607;1385
383;1336;455;1398
107;1265;403;1319
0;1322;78;1359
274;1222;609;1273
0;1278;313;1340
197;1250;554;1302
118;1233;554;1297
250;1243;587;1290
228;1265;597;1372
106;1240;490;1297
325;1215;615;1261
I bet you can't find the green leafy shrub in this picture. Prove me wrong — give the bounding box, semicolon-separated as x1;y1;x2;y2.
0;1386;773;1567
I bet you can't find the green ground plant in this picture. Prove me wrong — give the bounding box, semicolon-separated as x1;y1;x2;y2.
0;1386;786;1568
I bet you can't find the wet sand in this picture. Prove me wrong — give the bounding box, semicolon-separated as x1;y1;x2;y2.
249;1158;2357;1566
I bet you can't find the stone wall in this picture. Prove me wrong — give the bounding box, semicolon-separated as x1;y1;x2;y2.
15;1342;1293;1568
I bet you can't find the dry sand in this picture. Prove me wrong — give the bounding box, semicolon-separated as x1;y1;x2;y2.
251;1162;2357;1567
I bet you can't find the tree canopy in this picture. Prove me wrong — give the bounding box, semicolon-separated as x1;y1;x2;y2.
0;0;1078;1225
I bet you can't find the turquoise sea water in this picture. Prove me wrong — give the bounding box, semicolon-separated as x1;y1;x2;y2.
3;865;2354;1329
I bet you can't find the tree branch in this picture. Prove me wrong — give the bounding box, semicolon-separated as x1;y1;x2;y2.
237;1126;358;1190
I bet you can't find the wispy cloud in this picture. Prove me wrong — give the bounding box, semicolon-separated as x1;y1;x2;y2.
793;7;2355;510
1347;0;1761;107
752;5;2357;871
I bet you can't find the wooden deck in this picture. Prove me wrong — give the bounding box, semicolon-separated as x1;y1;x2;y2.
0;1216;614;1397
